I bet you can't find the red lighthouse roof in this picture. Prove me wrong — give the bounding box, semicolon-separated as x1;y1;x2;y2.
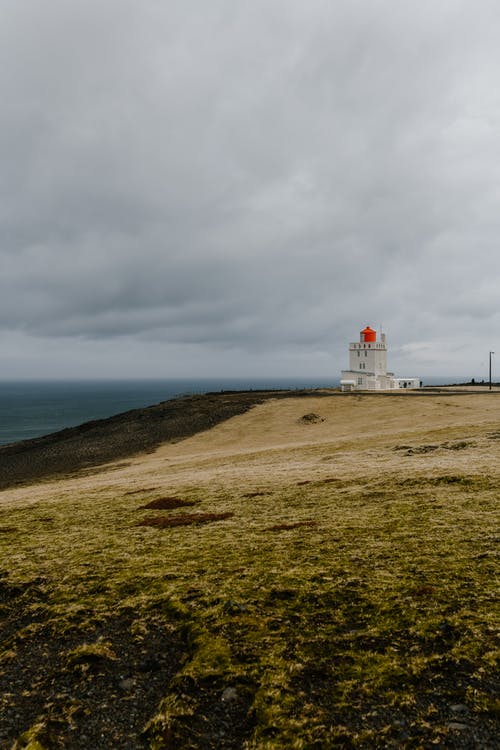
360;326;376;342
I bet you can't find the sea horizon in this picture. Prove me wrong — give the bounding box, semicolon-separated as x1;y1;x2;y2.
0;377;337;447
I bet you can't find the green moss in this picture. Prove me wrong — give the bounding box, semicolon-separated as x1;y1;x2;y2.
12;719;54;750
1;452;499;748
65;638;117;671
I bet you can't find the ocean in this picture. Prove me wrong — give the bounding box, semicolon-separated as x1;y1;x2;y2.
0;377;340;446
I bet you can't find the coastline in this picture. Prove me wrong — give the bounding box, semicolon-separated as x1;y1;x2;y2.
0;389;327;490
2;385;500;491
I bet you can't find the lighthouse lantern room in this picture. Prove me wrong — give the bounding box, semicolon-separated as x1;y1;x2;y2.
340;326;421;391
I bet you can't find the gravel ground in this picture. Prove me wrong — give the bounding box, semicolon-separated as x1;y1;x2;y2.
0;576;257;750
0;576;184;750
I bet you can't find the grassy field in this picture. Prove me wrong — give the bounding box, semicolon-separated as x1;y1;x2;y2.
0;392;499;749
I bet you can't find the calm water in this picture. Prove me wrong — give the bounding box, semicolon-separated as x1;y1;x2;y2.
0;378;340;446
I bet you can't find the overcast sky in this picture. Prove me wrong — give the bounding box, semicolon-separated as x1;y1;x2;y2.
2;0;500;380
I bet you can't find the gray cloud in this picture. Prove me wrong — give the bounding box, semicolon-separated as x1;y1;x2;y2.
2;0;500;378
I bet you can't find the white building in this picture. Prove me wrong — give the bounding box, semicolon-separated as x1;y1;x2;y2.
340;326;421;392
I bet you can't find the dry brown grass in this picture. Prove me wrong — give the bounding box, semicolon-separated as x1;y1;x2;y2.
265;520;318;531
124;486;160;495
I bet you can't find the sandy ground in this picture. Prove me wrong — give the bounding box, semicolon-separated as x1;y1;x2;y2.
2;392;500;508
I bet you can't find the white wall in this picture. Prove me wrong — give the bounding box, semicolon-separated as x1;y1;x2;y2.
349;342;387;375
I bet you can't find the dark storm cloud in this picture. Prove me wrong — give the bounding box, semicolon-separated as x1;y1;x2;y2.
2;0;500;376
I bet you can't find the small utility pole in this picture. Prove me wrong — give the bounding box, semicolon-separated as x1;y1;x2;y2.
489;351;495;390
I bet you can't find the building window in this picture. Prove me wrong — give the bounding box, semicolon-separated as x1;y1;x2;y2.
357;377;363;385
357;351;360;357
365;350;367;356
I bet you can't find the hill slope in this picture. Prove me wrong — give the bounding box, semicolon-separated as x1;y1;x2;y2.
0;392;499;749
0;389;321;490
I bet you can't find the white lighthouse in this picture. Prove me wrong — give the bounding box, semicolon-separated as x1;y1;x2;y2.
340;326;421;391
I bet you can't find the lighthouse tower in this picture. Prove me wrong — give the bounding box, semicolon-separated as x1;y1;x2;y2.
340;326;421;391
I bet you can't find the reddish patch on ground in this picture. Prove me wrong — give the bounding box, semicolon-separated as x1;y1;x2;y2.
138;512;234;528
242;491;270;498
297;480;311;486
139;497;196;510
0;527;17;533
265;520;318;531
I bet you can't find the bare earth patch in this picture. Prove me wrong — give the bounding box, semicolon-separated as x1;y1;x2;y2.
138;512;234;528
298;412;325;424
139;496;196;510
